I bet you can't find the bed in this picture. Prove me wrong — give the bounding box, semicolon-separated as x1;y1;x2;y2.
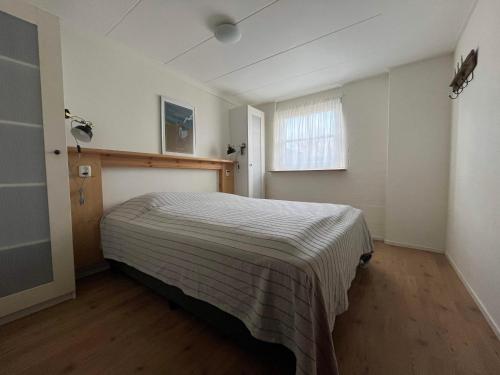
101;192;373;375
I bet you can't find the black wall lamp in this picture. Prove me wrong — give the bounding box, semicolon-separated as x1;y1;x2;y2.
65;108;94;147
65;108;94;206
227;142;246;156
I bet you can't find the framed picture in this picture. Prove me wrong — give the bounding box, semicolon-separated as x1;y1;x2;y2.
160;96;195;155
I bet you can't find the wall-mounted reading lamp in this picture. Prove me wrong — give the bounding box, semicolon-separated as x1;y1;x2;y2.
65;108;94;206
65;109;94;152
227;143;246;156
227;143;246;170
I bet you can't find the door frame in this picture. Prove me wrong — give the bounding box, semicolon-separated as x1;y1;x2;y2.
247;106;265;199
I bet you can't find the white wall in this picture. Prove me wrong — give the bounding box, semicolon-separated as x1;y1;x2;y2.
259;56;453;246
102;169;216;211
446;0;500;337
385;55;452;252
258;75;389;239
60;26;235;209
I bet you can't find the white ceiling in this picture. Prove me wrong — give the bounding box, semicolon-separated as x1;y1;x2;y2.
30;0;476;104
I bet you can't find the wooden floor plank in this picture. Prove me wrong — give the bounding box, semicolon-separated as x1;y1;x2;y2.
1;242;499;374
333;243;500;375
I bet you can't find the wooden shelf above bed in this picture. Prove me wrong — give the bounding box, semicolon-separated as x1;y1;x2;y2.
67;147;235;170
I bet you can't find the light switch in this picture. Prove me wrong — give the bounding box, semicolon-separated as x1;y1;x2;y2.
78;165;92;177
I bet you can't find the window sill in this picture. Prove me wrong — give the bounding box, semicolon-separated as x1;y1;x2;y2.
269;168;347;172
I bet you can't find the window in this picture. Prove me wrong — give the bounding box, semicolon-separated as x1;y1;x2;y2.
272;97;346;171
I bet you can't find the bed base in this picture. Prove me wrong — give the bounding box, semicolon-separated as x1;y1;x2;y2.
108;260;296;373
359;252;373;268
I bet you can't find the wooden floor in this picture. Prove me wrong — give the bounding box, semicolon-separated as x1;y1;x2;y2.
1;242;499;375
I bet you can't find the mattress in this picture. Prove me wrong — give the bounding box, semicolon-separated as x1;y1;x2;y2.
101;192;373;375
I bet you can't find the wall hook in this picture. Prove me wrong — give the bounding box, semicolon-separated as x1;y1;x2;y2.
449;49;478;100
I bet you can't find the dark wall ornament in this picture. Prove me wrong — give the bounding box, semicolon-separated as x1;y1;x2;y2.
449;49;478;99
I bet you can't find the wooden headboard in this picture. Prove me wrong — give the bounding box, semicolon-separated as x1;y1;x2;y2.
68;147;235;276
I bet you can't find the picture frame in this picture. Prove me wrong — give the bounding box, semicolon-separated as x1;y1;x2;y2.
160;96;196;155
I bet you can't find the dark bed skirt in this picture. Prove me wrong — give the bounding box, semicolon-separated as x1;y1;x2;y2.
108;260;296;373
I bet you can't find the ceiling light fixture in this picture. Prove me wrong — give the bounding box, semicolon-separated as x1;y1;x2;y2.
214;23;242;44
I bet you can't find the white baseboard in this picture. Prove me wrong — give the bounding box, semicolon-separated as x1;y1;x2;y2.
383;240;444;254
445;253;500;340
0;292;75;326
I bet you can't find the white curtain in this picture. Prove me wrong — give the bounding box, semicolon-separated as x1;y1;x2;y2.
273;96;346;171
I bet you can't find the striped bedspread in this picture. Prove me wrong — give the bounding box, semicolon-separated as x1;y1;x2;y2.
101;192;373;374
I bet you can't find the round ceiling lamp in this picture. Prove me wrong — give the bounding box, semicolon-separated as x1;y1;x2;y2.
214;23;241;44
